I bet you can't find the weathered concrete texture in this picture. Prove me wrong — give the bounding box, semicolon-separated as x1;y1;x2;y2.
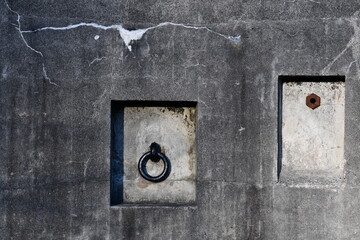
2;0;360;239
123;107;196;204
282;81;345;186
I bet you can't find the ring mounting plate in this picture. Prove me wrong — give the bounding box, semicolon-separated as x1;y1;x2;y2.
117;104;197;205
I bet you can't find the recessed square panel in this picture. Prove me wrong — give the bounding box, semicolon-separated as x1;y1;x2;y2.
111;102;196;205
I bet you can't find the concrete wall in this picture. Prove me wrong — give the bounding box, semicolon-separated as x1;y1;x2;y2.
2;0;360;239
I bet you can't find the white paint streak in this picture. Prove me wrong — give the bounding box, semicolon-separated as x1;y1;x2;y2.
22;22;241;51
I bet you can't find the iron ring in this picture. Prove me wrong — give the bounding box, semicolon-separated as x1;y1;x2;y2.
138;151;171;182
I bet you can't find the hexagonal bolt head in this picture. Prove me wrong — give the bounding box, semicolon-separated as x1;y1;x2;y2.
306;93;321;109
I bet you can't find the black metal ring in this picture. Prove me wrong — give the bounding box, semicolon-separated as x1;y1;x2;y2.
138;151;171;183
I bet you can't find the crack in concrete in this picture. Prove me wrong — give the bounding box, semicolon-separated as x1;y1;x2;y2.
4;1;43;57
4;0;59;86
83;158;91;179
345;60;357;75
5;0;240;86
88;56;107;66
287;0;321;4
322;11;360;76
42;64;59;87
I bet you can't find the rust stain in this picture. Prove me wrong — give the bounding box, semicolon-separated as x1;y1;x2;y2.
188;146;193;155
136;178;152;189
189;108;196;122
166;107;185;115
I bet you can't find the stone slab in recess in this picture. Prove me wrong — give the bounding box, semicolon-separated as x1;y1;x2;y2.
281;81;345;186
123;106;196;204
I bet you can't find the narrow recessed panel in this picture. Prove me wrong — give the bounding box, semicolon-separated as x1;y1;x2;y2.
281;81;345;185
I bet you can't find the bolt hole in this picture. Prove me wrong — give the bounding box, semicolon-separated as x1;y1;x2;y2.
310;98;316;104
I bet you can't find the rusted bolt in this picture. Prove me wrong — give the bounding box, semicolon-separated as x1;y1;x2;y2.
306;93;321;109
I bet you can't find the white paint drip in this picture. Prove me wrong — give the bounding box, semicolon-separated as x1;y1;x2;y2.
22;21;240;51
94;35;100;40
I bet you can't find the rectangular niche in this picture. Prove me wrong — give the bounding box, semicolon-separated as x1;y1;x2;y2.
278;76;345;186
111;101;197;205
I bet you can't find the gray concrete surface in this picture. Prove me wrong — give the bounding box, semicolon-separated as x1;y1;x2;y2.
2;0;360;239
